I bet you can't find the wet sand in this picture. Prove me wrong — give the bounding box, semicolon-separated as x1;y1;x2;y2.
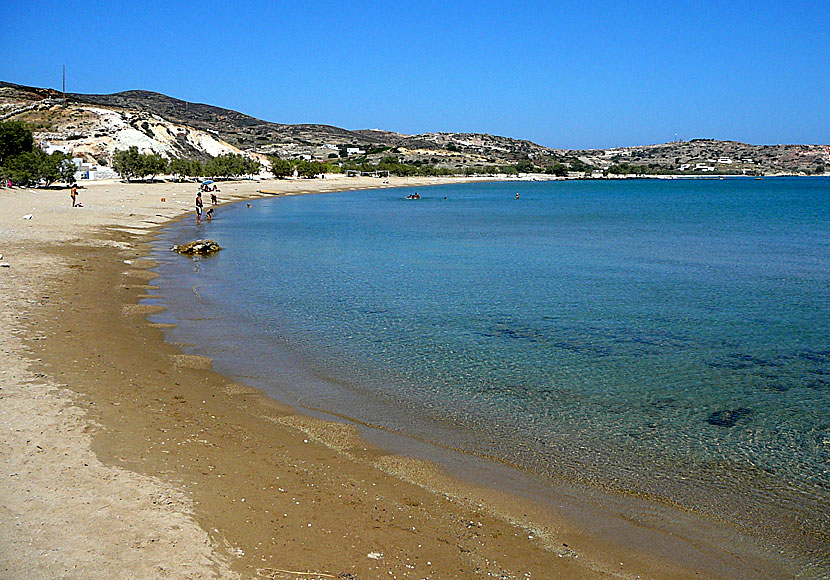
0;176;798;579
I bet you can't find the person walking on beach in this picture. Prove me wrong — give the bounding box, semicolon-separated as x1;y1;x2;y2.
210;192;218;205
196;191;203;224
70;184;78;207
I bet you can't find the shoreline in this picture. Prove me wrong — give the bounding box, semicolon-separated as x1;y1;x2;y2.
0;176;804;579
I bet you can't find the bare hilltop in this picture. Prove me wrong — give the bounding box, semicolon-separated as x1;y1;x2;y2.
1;80;827;176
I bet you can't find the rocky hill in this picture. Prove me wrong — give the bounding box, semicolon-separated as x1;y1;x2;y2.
1;81;827;175
0;82;248;165
68;89;384;149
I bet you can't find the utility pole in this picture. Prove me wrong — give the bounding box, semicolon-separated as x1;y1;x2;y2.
62;65;66;100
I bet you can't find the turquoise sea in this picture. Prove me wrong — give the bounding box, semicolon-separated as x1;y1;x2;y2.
149;177;829;572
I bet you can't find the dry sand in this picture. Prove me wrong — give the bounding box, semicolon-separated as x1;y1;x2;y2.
0;176;796;579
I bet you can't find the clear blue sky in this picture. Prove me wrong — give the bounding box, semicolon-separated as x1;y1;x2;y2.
1;0;827;149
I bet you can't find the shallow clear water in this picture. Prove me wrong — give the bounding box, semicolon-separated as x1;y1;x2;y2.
150;177;829;560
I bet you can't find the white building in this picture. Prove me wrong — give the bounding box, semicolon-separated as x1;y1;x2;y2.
72;158;119;181
40;140;71;155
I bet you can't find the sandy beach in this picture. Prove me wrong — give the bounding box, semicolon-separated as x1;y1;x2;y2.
0;175;797;580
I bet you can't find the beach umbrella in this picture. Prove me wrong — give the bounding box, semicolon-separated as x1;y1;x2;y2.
202;179;214;185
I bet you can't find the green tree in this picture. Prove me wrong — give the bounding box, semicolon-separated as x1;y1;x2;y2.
57;153;77;185
168;158;193;181
294;159;320;179
39;150;76;186
544;163;568;177
112;146;143;181
0;120;35;165
1;148;75;187
140;152;167;181
243;156;261;177
186;159;205;178
268;156;293;178
204;153;259;179
516;160;534;173
0;119;75;187
3;150;41;186
314;162;341;175
113;147;170;181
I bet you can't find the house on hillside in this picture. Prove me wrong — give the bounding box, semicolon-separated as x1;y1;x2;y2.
40;140;70;155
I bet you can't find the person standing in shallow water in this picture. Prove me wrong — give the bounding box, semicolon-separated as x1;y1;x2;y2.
195;191;203;224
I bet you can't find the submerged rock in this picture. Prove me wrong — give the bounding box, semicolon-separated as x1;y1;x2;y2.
171;239;222;255
706;407;752;427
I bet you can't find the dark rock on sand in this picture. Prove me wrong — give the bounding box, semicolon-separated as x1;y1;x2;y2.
171;239;222;255
706;407;752;427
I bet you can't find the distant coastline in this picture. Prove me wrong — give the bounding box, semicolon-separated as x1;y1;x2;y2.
2;81;827;186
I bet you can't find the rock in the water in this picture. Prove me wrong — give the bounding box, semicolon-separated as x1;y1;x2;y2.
172;239;222;255
706;407;752;427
